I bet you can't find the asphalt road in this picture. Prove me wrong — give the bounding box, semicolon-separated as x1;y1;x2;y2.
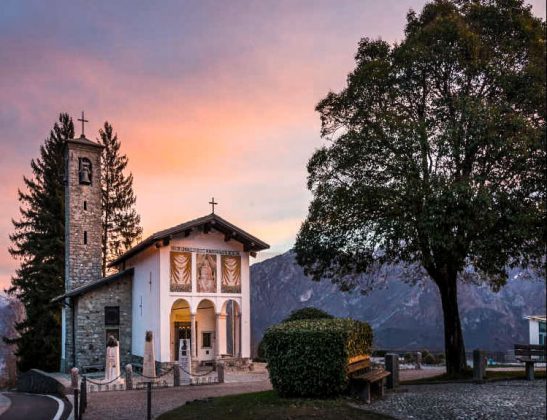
0;392;71;420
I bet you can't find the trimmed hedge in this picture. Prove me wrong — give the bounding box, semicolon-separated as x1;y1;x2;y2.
282;307;334;323
262;318;373;397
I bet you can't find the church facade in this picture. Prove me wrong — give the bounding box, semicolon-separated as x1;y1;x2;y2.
55;134;269;372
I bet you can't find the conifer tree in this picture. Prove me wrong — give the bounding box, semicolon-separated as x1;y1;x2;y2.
99;122;142;276
6;113;74;371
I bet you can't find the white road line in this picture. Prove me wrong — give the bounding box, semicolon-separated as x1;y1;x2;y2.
45;395;64;420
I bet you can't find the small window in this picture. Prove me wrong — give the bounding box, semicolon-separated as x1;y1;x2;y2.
84;231;88;245
202;332;212;348
83;201;87;210
105;306;120;326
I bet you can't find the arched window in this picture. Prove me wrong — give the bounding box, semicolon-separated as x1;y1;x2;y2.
79;158;92;185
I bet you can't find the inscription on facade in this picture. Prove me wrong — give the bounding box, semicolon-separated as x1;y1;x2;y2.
172;246;239;256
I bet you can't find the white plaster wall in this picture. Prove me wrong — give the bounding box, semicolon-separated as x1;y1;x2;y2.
529;320;539;345
128;247;161;359
240;252;251;358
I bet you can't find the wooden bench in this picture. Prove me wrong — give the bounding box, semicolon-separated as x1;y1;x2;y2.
514;344;546;380
347;355;390;404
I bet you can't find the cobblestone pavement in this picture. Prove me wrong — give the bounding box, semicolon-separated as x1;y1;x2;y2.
364;380;546;420
84;380;272;419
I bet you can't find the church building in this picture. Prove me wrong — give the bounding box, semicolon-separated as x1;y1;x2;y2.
54;132;269;372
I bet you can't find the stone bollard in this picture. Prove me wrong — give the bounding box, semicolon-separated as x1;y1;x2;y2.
415;352;422;370
217;362;225;384
173;364;181;387
71;367;79;389
125;364;133;390
385;354;399;389
473;349;485;382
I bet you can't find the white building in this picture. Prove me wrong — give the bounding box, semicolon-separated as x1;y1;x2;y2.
112;213;269;366
524;315;546;346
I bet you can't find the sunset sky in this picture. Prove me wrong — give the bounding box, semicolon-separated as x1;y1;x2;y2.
1;0;544;290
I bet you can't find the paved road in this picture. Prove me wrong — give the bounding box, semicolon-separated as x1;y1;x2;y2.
0;392;70;420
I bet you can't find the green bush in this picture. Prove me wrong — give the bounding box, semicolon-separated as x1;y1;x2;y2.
262;318;373;397
282;307;334;323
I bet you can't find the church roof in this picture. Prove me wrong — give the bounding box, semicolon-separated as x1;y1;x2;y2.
66;134;104;149
108;213;270;268
51;268;134;303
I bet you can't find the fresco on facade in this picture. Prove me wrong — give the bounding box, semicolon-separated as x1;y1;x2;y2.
221;255;241;293
170;251;192;292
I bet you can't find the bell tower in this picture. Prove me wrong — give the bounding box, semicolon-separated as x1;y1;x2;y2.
61;124;104;371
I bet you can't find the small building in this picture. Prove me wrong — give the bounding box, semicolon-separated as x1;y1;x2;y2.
54;133;269;372
524;315;546;346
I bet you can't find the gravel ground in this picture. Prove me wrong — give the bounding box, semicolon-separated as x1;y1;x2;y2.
364;380;547;420
84;380;272;419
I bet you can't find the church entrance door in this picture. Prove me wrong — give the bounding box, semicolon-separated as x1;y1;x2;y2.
174;322;191;361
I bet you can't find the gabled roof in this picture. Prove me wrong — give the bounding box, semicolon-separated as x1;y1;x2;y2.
51;268;134;303
108;213;269;268
66;135;104;149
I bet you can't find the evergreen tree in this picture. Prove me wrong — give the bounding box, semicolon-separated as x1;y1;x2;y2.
6;114;74;371
295;0;545;375
100;122;142;276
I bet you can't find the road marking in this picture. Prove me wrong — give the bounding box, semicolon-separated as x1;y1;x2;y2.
45;395;64;420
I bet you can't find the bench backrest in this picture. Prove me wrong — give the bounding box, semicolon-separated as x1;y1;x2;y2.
514;344;546;361
347;354;371;376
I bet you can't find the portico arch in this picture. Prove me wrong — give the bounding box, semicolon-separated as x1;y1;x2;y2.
220;299;241;357
170;299;191;362
196;299;217;362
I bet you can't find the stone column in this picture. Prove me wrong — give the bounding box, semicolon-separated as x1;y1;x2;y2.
70;367;79;389
125;364;133;390
217;361;225;383
143;331;156;380
415;352;422;370
385;354;399;389
215;313;221;358
191;313;197;358
235;312;241;357
473;349;485;382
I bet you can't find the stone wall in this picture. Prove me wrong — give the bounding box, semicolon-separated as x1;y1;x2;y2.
72;274;133;370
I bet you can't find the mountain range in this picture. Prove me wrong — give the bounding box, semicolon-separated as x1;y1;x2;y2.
250;251;546;354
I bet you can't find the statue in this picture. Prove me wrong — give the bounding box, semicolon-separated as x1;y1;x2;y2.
105;335;120;381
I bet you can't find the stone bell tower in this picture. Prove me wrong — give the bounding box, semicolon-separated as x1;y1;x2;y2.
61;117;104;371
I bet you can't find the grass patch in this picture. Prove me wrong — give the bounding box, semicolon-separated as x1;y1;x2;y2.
401;369;546;385
157;390;394;420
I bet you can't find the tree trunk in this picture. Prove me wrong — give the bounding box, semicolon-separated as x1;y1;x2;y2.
435;272;467;376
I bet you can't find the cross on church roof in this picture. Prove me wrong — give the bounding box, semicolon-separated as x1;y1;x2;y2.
209;197;218;214
78;111;89;137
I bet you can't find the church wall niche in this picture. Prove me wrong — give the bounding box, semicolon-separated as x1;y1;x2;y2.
196;253;217;293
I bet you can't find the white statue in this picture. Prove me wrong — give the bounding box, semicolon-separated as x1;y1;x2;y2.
105;335;120;381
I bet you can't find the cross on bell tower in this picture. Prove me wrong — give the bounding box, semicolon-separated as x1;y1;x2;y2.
209;197;218;214
78;111;89;137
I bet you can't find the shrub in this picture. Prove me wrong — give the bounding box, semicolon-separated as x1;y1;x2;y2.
262;318;373;397
254;340;267;362
423;352;436;365
282;307;334;323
